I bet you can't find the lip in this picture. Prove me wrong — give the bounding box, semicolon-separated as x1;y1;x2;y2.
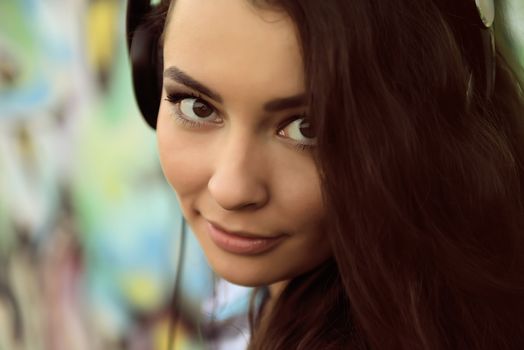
206;221;285;255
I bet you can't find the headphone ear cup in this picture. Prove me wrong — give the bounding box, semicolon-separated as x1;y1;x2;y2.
129;23;163;129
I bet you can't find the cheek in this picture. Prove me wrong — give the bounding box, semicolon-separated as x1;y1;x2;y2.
287;188;324;232
287;178;330;267
273;158;325;228
293;193;326;252
270;168;331;278
156;114;211;199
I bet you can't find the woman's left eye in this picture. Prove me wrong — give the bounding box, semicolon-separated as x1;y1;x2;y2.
165;93;221;126
278;117;317;148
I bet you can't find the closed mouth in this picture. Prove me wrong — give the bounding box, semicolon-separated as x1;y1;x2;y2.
206;220;283;240
205;220;286;255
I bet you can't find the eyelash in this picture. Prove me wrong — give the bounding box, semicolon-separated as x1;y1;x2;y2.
294;143;313;151
164;92;315;151
276;116;316;151
164;92;213;128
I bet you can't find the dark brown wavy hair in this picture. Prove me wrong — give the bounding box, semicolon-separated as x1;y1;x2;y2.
145;0;524;348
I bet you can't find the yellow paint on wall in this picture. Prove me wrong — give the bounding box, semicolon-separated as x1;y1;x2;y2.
86;0;119;71
153;319;205;350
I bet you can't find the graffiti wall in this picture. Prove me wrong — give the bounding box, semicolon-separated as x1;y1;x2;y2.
0;1;522;350
0;0;252;349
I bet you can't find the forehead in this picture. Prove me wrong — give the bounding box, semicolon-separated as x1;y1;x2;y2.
163;0;304;104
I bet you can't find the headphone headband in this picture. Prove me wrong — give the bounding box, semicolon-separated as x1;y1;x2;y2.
126;0;496;129
126;0;165;128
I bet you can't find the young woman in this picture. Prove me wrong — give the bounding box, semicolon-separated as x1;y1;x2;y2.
127;0;524;348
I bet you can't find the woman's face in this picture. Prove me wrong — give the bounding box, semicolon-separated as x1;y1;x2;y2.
157;0;331;287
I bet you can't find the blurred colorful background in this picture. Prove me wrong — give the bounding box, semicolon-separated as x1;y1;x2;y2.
0;0;523;349
0;0;253;349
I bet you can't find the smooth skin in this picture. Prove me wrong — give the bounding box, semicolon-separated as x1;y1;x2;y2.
157;0;331;296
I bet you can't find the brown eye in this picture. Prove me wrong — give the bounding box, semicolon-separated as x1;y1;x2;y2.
165;93;223;127
278;117;317;147
298;119;315;138
180;98;215;119
192;100;214;118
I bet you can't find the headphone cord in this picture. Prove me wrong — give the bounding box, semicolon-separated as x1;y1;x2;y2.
167;216;186;350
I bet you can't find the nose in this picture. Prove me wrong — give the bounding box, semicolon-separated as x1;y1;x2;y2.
208;132;269;211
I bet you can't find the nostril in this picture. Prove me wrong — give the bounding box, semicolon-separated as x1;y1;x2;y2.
226;201;264;212
207;173;269;211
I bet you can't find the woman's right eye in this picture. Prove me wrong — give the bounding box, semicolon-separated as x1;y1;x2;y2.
165;93;221;126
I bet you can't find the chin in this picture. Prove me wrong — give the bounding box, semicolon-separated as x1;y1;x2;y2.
207;256;288;288
217;274;264;287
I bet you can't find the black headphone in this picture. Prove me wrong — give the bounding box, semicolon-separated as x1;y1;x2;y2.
126;0;496;129
126;0;166;129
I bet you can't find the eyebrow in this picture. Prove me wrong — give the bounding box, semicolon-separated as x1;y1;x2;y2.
163;66;306;112
164;66;223;103
263;94;306;112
